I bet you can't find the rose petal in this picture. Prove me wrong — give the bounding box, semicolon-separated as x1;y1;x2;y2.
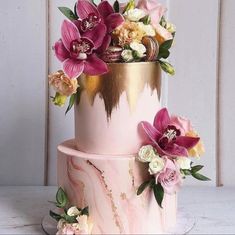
54;40;69;62
175;136;200;150
153;108;171;133
76;0;99;19
82;23;107;49
61;20;80;51
96;34;111;54
63;59;84;79
105;13;124;33
83;54;108;75
140;121;162;143
98;0;114;19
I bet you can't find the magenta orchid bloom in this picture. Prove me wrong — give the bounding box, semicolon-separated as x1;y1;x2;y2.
137;0;173;41
76;0;124;53
141;108;200;158
54;20;108;78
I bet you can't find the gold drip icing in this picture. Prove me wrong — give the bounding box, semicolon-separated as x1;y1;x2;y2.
78;62;161;119
86;160;124;234
128;162;135;188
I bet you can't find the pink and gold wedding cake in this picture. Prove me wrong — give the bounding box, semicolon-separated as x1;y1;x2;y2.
48;1;209;234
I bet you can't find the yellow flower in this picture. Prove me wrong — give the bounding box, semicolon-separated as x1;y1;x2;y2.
186;130;205;158
52;92;67;107
49;70;78;96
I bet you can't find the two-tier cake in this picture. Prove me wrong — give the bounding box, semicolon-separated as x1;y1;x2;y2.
48;1;209;234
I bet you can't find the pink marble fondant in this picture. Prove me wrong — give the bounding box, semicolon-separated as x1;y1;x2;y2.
57;140;177;234
75;87;161;155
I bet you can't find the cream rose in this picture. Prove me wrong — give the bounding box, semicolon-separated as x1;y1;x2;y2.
67;206;81;217
148;156;165;175
130;42;146;58
49;70;78;96
176;157;192;170
124;8;146;22
137;145;157;163
121;49;134;62
137;22;156;37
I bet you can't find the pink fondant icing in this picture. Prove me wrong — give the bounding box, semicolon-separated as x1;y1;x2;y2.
75;87;161;155
57;140;177;234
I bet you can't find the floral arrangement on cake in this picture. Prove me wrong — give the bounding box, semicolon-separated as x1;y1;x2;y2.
48;0;175;112
136;108;210;207
49;188;93;235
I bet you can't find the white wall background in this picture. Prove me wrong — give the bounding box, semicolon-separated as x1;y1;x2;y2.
0;0;234;186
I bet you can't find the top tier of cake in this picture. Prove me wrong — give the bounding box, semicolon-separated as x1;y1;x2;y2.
75;62;162;155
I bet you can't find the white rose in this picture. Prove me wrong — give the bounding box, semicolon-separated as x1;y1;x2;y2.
137;145;158;163
176;157;192;170
67;206;81;217
124;8;146;22
137;22;156;37
148;156;165;175
121;49;134;62
130;42;146;58
57;219;66;230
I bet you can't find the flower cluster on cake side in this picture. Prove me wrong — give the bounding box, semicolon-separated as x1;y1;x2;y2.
48;0;175;112
50;188;93;235
136;108;210;207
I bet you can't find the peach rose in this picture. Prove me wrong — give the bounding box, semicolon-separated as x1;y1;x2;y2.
49;70;78;96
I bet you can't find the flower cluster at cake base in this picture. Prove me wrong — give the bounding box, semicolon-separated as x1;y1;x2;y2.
48;0;176;113
137;108;210;207
49;187;93;235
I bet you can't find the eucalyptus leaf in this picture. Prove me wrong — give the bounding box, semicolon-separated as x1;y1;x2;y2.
137;180;150;195
81;206;89;216
50;210;61;222
58;7;78;21
153;183;164;208
113;0;120;13
191;165;204;173
191;172;211;181
56;187;68;208
65;93;76;115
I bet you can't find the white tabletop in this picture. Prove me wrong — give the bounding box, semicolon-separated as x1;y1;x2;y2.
0;186;234;234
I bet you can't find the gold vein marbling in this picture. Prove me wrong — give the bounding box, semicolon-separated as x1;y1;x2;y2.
78;62;161;119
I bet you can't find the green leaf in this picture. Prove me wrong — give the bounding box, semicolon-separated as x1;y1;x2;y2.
160;40;173;50
159;60;175;76
81;206;89;216
182;169;191;176
113;0;120;13
58;7;78;21
153;183;164;208
74;3;78;18
140;15;151;25
56;187;68;208
50;210;61;222
137;180;151;195
191;172;211;181
61;214;77;224
65;93;76;115
191;165;204;173
157;49;170;59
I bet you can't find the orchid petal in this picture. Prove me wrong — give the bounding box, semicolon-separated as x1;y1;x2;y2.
175;136;200;150
153;108;171;133
76;0;99;19
61;20;80;51
83;54;108;75
140;121;162;143
98;0;114;19
63;59;84;79
82;23;107;49
105;13;124;33
96;34;111;54
163;144;188;157
54;40;69;62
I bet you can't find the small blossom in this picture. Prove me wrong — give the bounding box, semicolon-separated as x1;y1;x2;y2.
130;42;146;58
121;49;134;62
52;92;67;107
176;157;192;170
67;206;81;217
148;156;165;175
124;8;146;22
137;145;157;163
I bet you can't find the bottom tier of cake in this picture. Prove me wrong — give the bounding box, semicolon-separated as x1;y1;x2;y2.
57;140;177;234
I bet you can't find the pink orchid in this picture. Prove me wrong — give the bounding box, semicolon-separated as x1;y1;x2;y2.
156;157;182;194
54;20;108;78
76;0;124;53
137;0;173;41
141;108;200;158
